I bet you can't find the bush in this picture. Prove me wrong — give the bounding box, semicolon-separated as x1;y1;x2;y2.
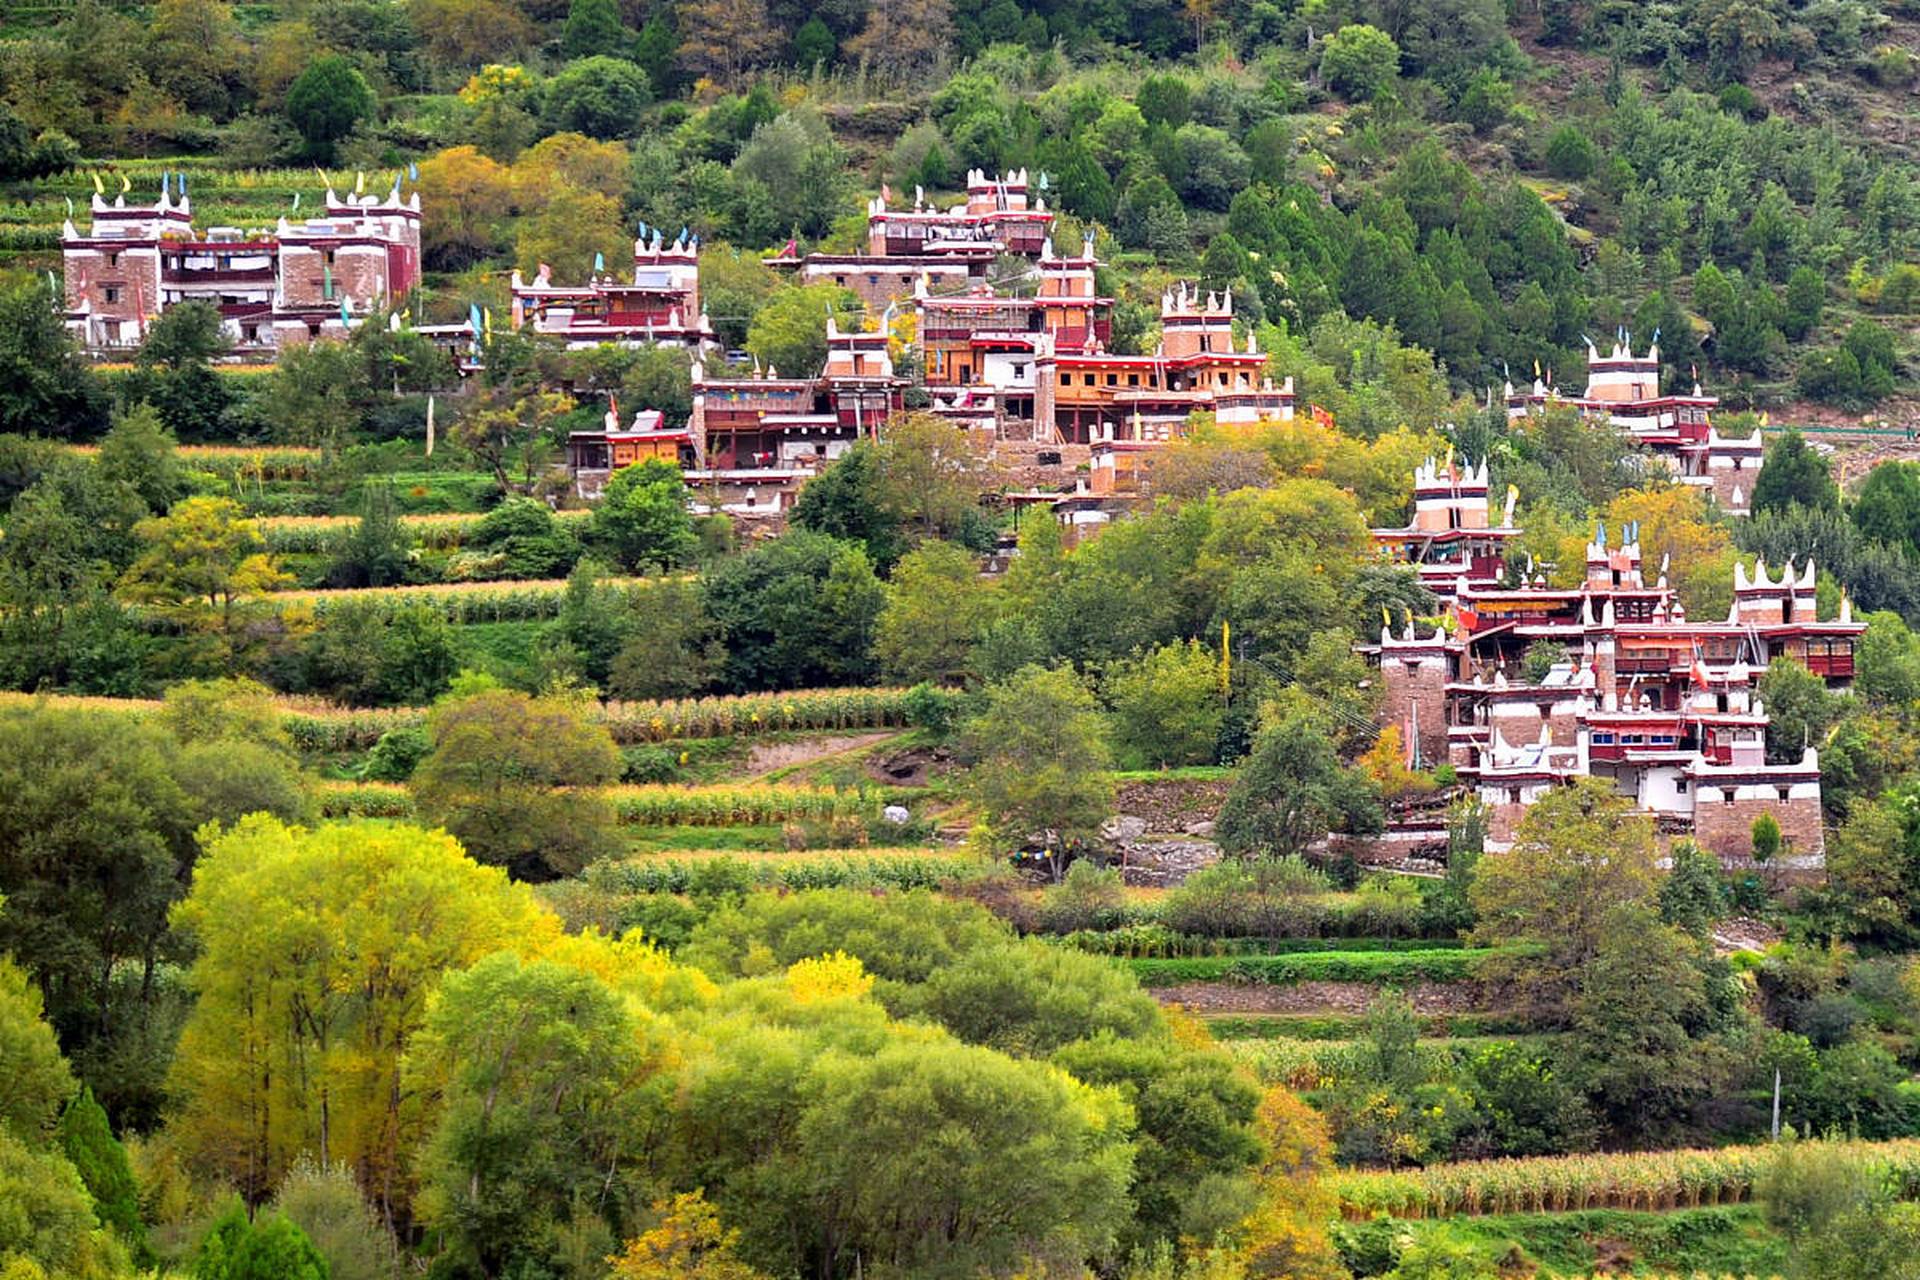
1717;83;1766;118
1543;124;1597;179
1319;24;1400;100
902;682;964;738
622;744;682;784
360;725;429;781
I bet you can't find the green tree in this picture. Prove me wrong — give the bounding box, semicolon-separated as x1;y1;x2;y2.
607;578;723;699
0;957;76;1140
1543;125;1597;180
1752;430;1839;516
790;16;834;67
1319;24;1400;100
56;1086;148;1259
784;1038;1134;1277
1784;265;1825;340
561;0;626;58
328;481;412;588
0;281;108;438
1216;713;1383;859
877;413;997;547
284;55;376;162
1852;461;1920;552
592;458;695;572
790;444;909;571
702;532;883;691
875;541;997;686
97;400;185;516
130;301;231;440
1106;639;1224;769
1756;656;1847;764
1469;777;1661;1015
546;56;653;139
1658;839;1729;939
412;687;623;881
272;337;374;460
744;284;858;379
1566;904;1716;1143
961;665;1115;876
269;1157;399;1280
406;951;666;1278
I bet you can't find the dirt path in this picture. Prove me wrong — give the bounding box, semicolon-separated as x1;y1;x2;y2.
742;732;902;782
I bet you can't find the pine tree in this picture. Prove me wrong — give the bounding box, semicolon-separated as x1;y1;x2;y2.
57;1087;148;1261
561;0;626;59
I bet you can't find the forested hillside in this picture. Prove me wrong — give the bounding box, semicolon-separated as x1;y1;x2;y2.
0;0;1917;414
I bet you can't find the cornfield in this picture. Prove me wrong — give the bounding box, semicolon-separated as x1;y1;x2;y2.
314;781;912;827
315;782;415;820
256;509;593;555
610;784;901;827
270;577;658;623
4;687;926;753
1326;1139;1920;1220
602;688;915;742
66;443;323;484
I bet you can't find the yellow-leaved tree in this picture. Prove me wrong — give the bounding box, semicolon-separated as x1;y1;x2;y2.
117;496;290;672
608;1191;769;1280
167;816;559;1214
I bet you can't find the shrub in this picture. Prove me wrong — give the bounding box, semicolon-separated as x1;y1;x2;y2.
360;725;429;781
1543;124;1597;179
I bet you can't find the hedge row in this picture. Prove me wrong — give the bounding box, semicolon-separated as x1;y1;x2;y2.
1126;947;1505;987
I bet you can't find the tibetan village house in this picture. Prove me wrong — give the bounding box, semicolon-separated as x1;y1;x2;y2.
508;226;717;352
62;178;421;352
1506;336;1763;513
1367;460;1863;862
766;170;1055;309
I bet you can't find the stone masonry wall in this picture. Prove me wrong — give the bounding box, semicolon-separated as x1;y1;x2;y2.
1381;654;1449;768
1690;794;1825;861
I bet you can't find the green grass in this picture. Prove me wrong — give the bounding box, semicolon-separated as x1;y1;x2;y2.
625;825;796;854
1333;1206;1787;1279
1127;947;1508;987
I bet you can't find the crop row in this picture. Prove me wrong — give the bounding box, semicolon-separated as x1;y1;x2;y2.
1225;1034;1562;1091
315;781;909;828
268;576;658;622
586;850;985;895
1326;1139;1920;1219
67;442;321;483
1126;947;1502;987
1056;928;1466;959
6;687;924;752
256;509;592;555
